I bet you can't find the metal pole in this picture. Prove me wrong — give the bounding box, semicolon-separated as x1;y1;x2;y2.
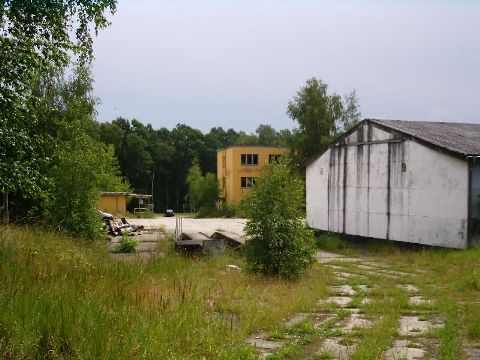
151;172;154;212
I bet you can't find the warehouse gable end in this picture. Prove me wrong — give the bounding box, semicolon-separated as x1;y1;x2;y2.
306;119;480;249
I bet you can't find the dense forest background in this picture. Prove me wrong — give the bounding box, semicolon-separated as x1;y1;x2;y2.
95;118;292;212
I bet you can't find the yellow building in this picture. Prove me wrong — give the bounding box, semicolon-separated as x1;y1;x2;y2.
217;145;288;204
98;192;129;214
98;192;153;214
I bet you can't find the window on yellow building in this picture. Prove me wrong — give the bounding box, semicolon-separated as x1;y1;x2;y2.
241;154;258;165
241;177;256;188
269;154;282;163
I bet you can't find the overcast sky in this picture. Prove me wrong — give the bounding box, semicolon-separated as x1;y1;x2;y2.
92;0;480;133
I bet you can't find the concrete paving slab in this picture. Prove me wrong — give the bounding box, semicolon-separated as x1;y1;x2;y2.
318;296;352;307
313;313;337;329
409;296;434;306
339;313;373;331
317;338;356;360
378;269;412;277
362;261;389;269
398;284;420;293
366;270;399;279
357;285;373;292
361;298;372;305
356;264;379;271
247;338;283;350
464;346;480;360
324;264;345;271
328;285;357;296
384;339;426;360
284;313;309;328
398;316;443;336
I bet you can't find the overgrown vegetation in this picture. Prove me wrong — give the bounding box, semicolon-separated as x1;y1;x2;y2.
0;1;127;238
287;77;361;166
242;159;316;279
116;232;138;253
186;158;219;215
0;226;328;359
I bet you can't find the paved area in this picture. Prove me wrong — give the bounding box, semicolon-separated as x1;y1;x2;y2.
127;217;246;236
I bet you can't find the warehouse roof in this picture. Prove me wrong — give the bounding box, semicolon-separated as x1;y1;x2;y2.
368;119;480;156
369;119;480;156
305;119;480;166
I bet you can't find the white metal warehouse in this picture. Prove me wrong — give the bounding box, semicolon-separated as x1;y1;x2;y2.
306;119;480;249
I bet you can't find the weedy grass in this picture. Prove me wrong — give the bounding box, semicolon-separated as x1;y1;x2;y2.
315;234;480;360
0;225;328;359
1;227;479;359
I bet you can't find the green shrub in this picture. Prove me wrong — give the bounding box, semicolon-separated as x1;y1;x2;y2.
116;233;138;253
220;203;246;218
242;158;316;279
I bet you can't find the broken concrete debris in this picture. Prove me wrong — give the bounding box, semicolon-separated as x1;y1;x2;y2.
103;216;144;237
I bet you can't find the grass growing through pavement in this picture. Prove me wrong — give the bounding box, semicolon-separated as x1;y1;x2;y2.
0;226;329;359
1;227;479;359
315;233;480;360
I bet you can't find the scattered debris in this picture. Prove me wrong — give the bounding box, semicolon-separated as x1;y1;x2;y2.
103;216;144;237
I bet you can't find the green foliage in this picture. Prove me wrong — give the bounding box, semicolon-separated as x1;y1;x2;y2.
186;159;219;212
242;158;316;279
47;129;128;239
5;66;129;238
0;0;116;196
287;77;361;164
116;232;138;253
186;158;203;209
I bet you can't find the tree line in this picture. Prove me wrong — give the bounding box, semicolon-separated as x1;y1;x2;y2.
95;118;294;213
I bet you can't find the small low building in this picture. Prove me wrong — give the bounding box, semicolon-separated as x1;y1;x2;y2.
99;192;129;214
217;145;288;204
306;119;480;249
99;192;153;214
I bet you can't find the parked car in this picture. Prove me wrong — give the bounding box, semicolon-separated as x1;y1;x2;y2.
164;209;175;217
99;210;114;221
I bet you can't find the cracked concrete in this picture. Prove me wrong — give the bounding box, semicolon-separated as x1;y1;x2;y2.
384;339;427;360
318;296;352;307
398;316;443;336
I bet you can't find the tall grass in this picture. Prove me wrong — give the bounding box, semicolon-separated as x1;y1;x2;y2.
0;226;328;359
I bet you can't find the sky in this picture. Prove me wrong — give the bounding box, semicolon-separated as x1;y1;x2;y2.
92;0;480;133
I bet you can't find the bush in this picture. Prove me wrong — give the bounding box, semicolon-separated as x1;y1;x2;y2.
220;203;245;218
242;158;316;279
116;233;138;253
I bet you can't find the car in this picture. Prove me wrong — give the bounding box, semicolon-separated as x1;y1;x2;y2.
164;209;175;217
99;210;114;221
